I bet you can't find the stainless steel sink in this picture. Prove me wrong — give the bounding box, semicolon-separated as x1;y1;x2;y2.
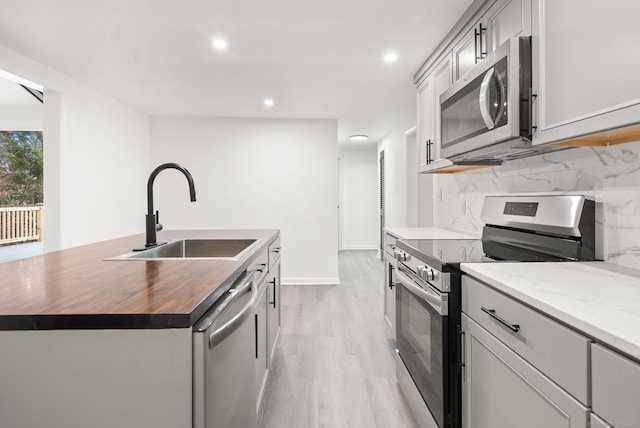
109;238;260;261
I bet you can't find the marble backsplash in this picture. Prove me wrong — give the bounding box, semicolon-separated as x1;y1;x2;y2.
436;140;640;269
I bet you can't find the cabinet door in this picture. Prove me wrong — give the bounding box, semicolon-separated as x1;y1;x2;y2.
254;281;268;415
417;77;434;167
532;0;640;145
383;256;396;339
461;314;588;428
485;0;531;52
432;53;452;161
267;263;281;366
453;24;481;82
592;343;640;427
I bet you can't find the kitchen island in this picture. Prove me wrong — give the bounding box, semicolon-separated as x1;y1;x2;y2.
0;229;280;428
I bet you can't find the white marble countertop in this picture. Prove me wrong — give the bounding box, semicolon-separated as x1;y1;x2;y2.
461;261;640;361
384;227;479;240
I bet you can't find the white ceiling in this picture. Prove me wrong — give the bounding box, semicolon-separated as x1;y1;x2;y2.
0;0;473;147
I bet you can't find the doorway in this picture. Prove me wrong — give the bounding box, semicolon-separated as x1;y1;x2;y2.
0;70;45;262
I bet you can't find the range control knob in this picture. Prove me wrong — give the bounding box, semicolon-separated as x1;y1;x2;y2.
416;265;427;278
418;265;436;282
394;249;409;262
424;268;436;282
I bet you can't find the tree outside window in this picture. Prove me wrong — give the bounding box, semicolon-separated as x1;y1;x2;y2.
0;131;43;207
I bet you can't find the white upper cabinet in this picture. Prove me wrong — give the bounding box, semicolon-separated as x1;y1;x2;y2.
432;54;453;161
452;18;483;82
417;53;453;166
531;0;640;145
485;0;531;52
417;77;434;167
453;0;531;83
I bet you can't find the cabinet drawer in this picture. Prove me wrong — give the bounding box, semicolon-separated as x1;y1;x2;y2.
592;343;640;427
268;236;281;270
251;249;268;284
462;276;590;404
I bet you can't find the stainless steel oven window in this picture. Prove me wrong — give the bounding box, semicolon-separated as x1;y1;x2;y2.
396;269;448;428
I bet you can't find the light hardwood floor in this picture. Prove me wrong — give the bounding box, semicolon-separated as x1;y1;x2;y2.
260;250;418;428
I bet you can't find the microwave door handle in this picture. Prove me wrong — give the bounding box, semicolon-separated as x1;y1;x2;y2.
479;68;495;130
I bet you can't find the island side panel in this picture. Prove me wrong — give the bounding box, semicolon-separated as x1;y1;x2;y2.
0;328;192;428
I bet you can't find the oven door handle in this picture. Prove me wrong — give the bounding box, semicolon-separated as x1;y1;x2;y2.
396;268;447;316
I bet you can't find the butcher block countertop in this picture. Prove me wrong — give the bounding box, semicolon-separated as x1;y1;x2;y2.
0;229;279;330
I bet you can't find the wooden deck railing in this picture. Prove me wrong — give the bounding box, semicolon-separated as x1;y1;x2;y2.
0;206;43;245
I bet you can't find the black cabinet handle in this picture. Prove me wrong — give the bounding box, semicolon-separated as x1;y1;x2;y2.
269;278;276;308
474;27;480;64
479;23;487;60
475;24;487;64
254;313;259;359
250;263;266;273
481;307;520;333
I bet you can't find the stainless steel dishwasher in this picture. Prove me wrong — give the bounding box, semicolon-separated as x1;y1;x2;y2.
193;271;257;428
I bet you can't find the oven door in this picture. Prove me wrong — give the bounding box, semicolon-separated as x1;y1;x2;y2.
396;264;450;428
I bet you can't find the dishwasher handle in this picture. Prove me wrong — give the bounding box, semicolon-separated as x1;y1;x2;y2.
206;273;255;349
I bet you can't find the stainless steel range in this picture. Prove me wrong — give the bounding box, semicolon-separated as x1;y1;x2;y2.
393;195;596;428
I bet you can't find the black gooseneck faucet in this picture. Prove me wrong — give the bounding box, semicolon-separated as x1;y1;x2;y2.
144;163;196;248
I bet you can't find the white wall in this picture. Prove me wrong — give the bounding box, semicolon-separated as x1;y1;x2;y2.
0;106;43;131
0;44;151;251
379;132;407;230
339;148;378;250
150;117;339;285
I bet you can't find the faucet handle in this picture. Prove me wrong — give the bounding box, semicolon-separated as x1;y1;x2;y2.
155;210;163;231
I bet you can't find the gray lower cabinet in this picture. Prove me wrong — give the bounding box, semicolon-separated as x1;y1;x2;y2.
463;275;590;403
592;343;640;428
461;314;589;428
254;276;268;416
383;232;397;338
267;261;281;365
383;252;396;338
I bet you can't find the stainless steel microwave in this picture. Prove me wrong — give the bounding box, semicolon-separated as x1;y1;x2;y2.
440;36;534;162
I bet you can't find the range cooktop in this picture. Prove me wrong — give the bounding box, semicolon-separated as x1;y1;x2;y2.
396;234;580;273
396;239;487;272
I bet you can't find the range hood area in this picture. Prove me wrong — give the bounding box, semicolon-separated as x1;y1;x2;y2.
421;123;640;174
421;138;570;174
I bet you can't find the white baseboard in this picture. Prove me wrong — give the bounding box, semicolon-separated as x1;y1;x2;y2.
341;244;379;250
282;277;341;286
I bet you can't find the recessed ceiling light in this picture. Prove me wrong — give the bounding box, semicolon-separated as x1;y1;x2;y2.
384;52;398;63
212;38;228;51
349;135;369;141
264;98;275;107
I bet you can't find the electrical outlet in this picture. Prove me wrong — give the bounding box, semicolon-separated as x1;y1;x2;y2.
438;188;443;201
